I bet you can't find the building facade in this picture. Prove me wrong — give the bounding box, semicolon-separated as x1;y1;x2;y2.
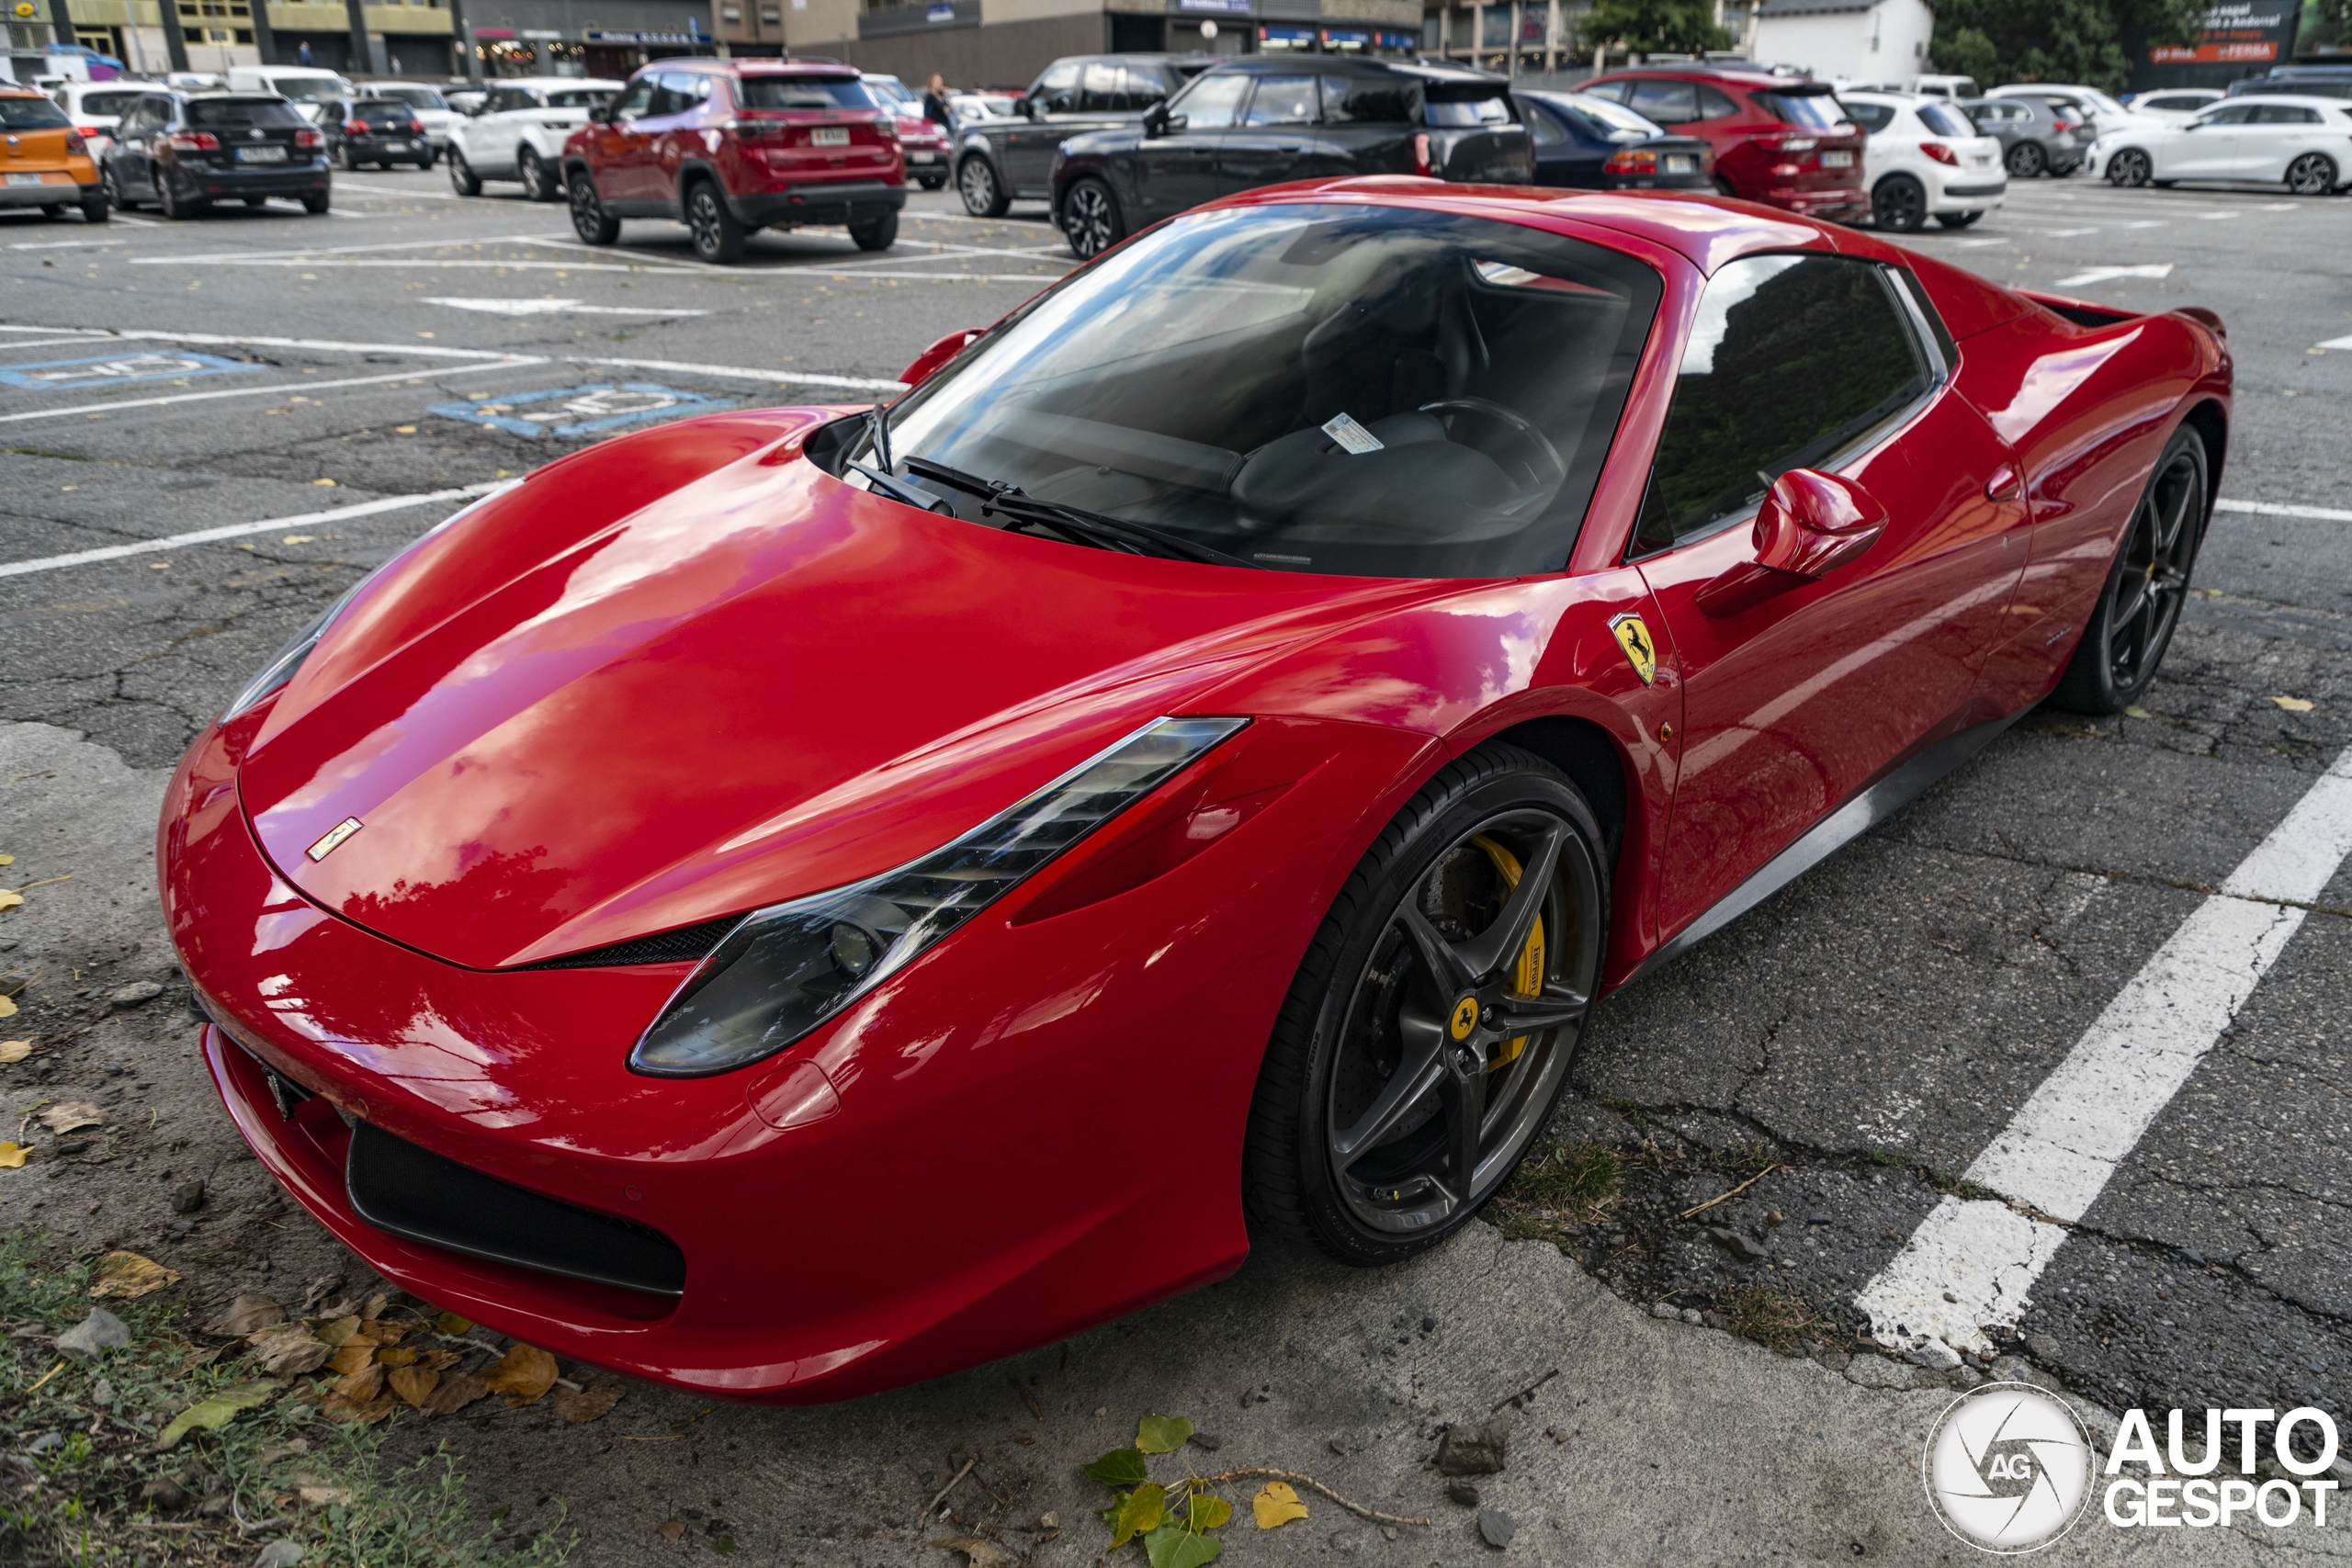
1417;0;1591;75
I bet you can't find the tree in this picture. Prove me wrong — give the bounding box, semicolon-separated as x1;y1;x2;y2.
1585;0;1733;57
1928;0;2208;92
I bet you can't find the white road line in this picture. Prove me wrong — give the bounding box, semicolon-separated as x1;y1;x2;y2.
0;326;530;362
2215;496;2352;523
328;181;469;200
1858;744;2352;1355
0;324;109;337
0;357;539;424
562;354;901;391
2035;227;2099;237
153;257;679;272
0;337;126;355
8;238;123;251
2261;202;2300;210
2316;333;2352;352
128;232;570;264
0;481;510;580
427;296;707;317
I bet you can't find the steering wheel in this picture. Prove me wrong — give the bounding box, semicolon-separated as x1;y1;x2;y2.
1418;399;1567;496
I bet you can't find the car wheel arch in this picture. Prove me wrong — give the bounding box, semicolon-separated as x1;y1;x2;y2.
2178;398;2229;539
675;158;728;215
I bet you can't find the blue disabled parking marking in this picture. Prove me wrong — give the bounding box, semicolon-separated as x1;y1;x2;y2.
0;350;264;392
426;381;737;439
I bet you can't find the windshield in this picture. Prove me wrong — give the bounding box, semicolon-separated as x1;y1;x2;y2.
272;77;350;104
77;90;143;118
372;85;447;109
845;203;1660;579
190;97;306;129
1565;93;1664;137
739;76;876;109
1755;88;1845;128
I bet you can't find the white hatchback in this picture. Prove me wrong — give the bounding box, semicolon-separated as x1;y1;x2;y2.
2089;96;2352;196
1840;91;2007;232
49;79;148;159
2125;88;2224;125
446;76;625;201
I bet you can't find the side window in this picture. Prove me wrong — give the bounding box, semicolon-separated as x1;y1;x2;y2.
1580;78;1630;105
1243;73;1319;127
2252;104;2321;124
1842;100;1894;133
1168;71;1250;130
1626;78;1697;125
1079;62;1122;112
1032;62;1081;115
653;73;708;116
1696;85;1739;119
1633;254;1933;554
2198;103;2257;126
1323;74;1414;123
1521;99;1566;146
609;79;656;122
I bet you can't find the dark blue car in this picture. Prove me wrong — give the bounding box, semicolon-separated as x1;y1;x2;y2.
1510;89;1715;190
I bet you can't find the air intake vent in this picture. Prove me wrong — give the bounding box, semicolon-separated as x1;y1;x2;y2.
521;916;742;971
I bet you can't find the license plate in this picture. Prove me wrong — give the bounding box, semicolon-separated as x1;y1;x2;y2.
1664;153;1695;174
5;172;40;186
812;126;850;147
236;144;288;164
1821;150;1854;168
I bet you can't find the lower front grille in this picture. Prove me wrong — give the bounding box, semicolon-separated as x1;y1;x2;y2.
345;1122;685;1298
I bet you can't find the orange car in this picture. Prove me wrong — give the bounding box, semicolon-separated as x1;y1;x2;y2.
1;86;107;223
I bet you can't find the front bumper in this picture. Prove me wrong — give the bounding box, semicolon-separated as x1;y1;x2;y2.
729;179;906;229
0;174;95;208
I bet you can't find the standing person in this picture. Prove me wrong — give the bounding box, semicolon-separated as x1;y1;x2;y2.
297;39;311;64
922;72;950;125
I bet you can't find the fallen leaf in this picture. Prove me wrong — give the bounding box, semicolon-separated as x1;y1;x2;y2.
40;1102;104;1135
1251;1482;1308;1529
157;1379;283;1449
432;1311;473;1336
328;1341;374;1377
279;536;317;546
554;1371;628;1424
312;479;336;487
0;854;12;865
0;1143;28;1168
417;1348;461;1372
927;1534;1016;1568
310;1314;360;1346
90;1251;178;1299
0;895;19;918
2272;695;2315;712
1136;1415;1193;1455
1187;1494;1232;1531
370;1321;407;1346
1083;1448;1148;1486
394;425;418;434
361;1292;389;1322
387;1363;440;1409
297;1483;353;1506
374;1346;417;1369
2123;705;2152;719
421;1369;490;1416
0;1042;31;1064
332;1361;385;1404
1143;1522;1222;1568
658;1520;686;1544
248;1323;334;1376
321;1390;397;1425
1110;1484;1167;1549
203;1294;283;1337
483;1342;559;1407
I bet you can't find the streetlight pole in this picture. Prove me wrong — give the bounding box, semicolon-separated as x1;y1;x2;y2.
157;0;191;73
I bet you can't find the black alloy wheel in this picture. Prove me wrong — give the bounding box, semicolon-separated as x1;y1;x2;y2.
2107;148;2153;187
569;173;618;244
2054;426;2208;714
1061;175;1124;260
2286;152;2336;196
155;171;201;220
520;146;559;202
1245;744;1608;1267
102;165;132;210
1872;174;1927;232
957;154;1009;218
447;147;481;196
338;143;357;171
2006;140;2045;179
685;181;745;264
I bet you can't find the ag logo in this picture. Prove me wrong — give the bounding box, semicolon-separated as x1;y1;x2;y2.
1923;1382;2094;1553
1448;996;1479;1041
1608;612;1657;685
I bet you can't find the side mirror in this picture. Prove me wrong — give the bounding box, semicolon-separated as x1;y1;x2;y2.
1016;96;1037;119
897;327;981;389
1696;469;1886;616
1143;101;1168;137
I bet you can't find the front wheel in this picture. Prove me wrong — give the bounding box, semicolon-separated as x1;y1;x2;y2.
568;171;618;243
2285;152;2337;196
519;146;560;202
1244;743;1608;1268
2052;425;2208;715
957;155;1009;218
684;181;745;264
447;148;481;196
1871;174;1927;232
2006;141;2045;179
847;209;897;251
2107;148;2152;187
1060;175;1125;260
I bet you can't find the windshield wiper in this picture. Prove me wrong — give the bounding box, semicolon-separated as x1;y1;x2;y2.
848;401;953;513
902;455;1260;570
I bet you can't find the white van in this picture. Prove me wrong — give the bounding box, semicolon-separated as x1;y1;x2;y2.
227;64;355;122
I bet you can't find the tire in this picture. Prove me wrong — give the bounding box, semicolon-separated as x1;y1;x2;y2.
156;172;202;220
1871;173;1927;232
519;145;559;202
568;168;618;244
1060;175;1125;260
2286;152;2336;197
103;165;135;210
243;196;268;208
447;147;481;196
338;143;356;171
956;154;1009;218
2051;425;2209;715
2106;148;2152;187
847;209;897;251
81;190;108;224
39;202;66;219
918;174;946;190
301;191;330;215
1243;741;1610;1268
684;179;745;264
1712;174;1738;197
2005;140;2045;179
1934;209;1982;229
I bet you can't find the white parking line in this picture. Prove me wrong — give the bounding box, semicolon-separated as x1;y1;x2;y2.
0;481;511;580
1857;744;2352;1355
0;357;539;424
563;354;901;391
0;326;539;362
0;337;126;355
2215;496;2352;523
2316;334;2352;352
126;233;570;264
329;181;470;201
427;297;707;317
8;238;123;251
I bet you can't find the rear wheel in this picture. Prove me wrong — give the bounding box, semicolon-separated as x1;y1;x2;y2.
1871;174;1927;232
1712;174;1738;197
1244;743;1608;1267
39;202;66;219
156;172;203;220
519;146;560;202
1934;209;1983;229
2052;426;2208;715
338;143;357;171
2107;148;2152;187
1060;175;1124;259
102;165;134;210
684;180;745;264
80;189;108;223
957;154;1009;218
2286;152;2336;196
2006;141;2045;179
918;173;946;190
847;209;897;251
300;190;330;215
447;148;481;196
568;170;618;243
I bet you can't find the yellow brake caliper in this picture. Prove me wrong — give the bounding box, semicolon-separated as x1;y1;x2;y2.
1468;835;1544;1071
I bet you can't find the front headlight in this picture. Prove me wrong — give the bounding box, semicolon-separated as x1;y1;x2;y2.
628;715;1249;1077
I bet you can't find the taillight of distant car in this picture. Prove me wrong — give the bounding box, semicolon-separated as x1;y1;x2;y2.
1413;131;1431;175
64;131;85;153
2052;118;2076;133
164;131;220;152
1604;147;1660;175
409;119;427;135
295;129;322;148
343;118;369;136
1921;141;1958;164
75;125;100;138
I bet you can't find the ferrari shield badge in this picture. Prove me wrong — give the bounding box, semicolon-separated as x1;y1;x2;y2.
1609;613;1658;685
306;818;363;862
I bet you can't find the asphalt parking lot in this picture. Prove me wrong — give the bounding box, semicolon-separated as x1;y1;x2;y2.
4;166;2351;1564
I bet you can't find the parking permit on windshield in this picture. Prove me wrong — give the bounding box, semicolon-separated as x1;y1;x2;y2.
1322;412;1385;455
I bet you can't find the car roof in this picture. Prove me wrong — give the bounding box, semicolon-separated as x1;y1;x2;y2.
2209;93;2352;110
494;75;621;88
1590;63;1816;89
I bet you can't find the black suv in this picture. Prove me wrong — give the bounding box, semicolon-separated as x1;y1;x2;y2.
101;91;329;218
953;52;1211;216
1050;59;1532;259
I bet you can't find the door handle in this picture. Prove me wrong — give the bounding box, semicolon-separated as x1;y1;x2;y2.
1984;464;2021;503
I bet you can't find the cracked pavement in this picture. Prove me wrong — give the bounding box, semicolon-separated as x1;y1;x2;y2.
4;165;2351;1562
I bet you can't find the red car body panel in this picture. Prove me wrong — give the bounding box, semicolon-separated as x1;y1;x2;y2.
160;182;2230;1403
1580;68;1870;223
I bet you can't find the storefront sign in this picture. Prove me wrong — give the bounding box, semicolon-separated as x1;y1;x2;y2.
2148;0;2295;64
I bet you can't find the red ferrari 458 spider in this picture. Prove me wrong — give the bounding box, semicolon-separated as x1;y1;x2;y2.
162;177;2230;1404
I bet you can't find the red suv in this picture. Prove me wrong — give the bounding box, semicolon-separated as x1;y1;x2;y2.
1578;66;1866;223
563;60;905;264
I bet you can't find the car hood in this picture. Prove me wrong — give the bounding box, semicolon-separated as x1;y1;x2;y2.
238;428;1432;971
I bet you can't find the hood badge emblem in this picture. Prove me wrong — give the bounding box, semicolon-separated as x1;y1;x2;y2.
306;818;364;862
